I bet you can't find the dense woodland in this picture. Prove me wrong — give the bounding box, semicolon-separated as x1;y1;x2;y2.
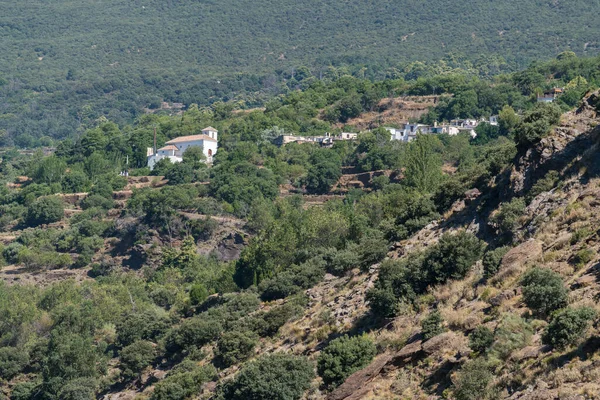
0;53;598;399
1;0;599;145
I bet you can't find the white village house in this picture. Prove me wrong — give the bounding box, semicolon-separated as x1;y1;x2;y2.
147;127;218;170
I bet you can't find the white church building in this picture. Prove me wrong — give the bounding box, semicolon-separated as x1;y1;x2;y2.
147;127;218;170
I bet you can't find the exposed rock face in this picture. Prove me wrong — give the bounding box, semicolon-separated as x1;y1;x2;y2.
499;239;543;273
216;232;246;261
326;353;395;400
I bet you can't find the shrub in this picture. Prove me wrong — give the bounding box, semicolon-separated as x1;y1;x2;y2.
542;307;596;349
490;198;526;241
151;364;217;400
521;267;568;316
189;283;209;305
317;334;377;389
80;194;114;210
421;311;445;340
453;358;495;400
165;317;223;353
215;330;259;367
0;347;29;380
514;102;562;147
25;196;64;226
247;302;302;337
490;314;532;360
11;381;39;400
482;246;509;279
573;247;594;268
120;340;156;379
116;309;171;347
259;260;325;301
468;326;494;354
218;353;315;400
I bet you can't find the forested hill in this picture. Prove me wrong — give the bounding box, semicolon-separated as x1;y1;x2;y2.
0;0;599;144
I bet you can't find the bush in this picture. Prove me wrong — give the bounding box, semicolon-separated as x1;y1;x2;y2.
215;330;259;367
120;340;156;379
453;358;495;400
490;198;526;241
151;364;217;400
0;347;29;379
259;260;325;301
25;196;64;226
514;102;562;147
468;326;494;354
247;302;302;337
165;317;223;353
482;246;509;279
218;353;315;400
573;247;594;268
116;309;171;347
189;283;209;305
80;194;114;210
317;334;377;389
542;307;596;349
421;311;445;340
521;267;568;316
490;314;532;360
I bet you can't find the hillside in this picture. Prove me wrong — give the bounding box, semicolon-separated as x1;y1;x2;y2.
1;0;600;143
1;62;600;399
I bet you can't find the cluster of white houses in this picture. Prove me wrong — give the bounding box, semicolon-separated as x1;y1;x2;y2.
385;116;497;142
147;127;218;170
146;116;501;169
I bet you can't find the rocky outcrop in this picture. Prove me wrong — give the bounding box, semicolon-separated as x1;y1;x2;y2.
498;239;543;275
216;232;247;261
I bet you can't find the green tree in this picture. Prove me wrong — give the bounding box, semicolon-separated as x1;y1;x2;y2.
421;311;445;340
521;267;568;316
120;340;156;380
218;353;315;400
317;334;376;389
542;307;596;349
215;330;259;367
404;134;443;193
26;196;64;227
453;358;495;400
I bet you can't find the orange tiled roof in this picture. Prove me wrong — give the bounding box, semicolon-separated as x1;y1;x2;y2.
165;134;216;144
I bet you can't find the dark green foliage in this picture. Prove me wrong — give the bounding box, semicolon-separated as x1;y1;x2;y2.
120;340;156;379
259;260;325;301
317;335;377;389
209;162;279;216
151;363;217;400
165;317;223;354
542;307;596;349
453;358;495;400
218;353;315;400
384;192;439;241
189;283;209;305
80;194;114;210
25;196;64;226
482;246;510;279
0;347;29;380
304;149;342;194
215;330;259;367
165;163;195;185
490;198;526;241
11;381;39;400
469;326;494;354
116;309;171;347
421;311;445;340
515;103;563;147
433;178;466;213
368;231;482;317
521;267;568;316
247;302;302;337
